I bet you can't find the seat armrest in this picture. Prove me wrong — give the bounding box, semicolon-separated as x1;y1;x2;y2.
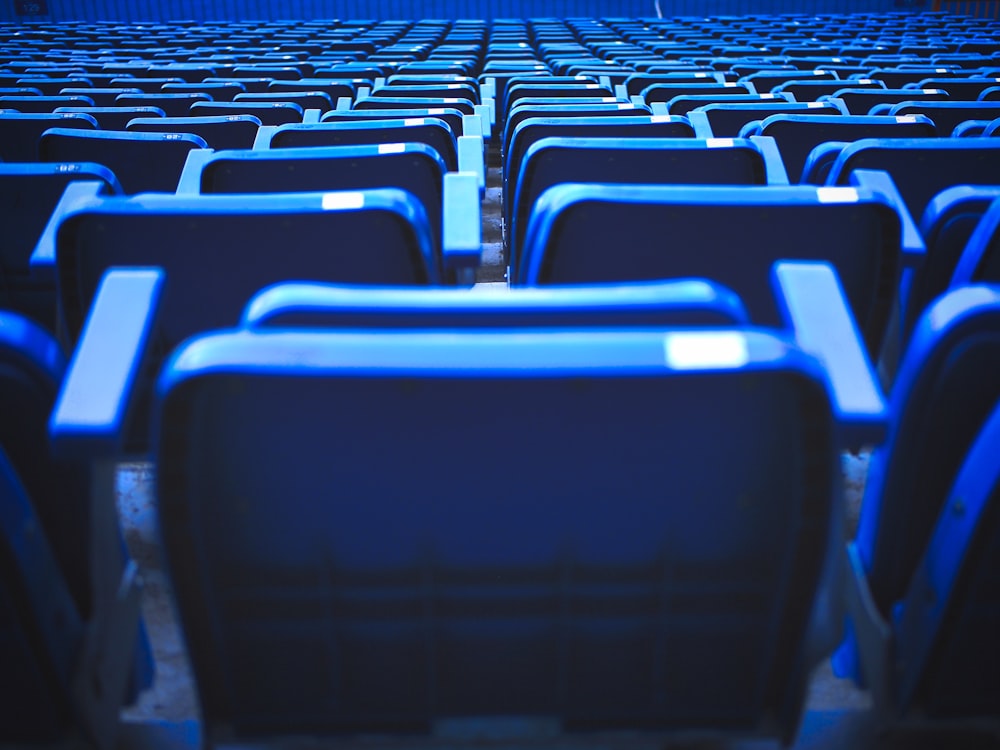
302;108;320;124
851;168;926;268
749;135;790;185
482;95;496;127
474;104;492;140
252;124;277;149
688;111;714;139
825;96;850;115
842;542;893;714
462;112;483;139
442;172;482;284
29;180;106;282
772;261;888;448
614;83;628;100
458;134;486;194
50;268;165;460
176;148;214;194
336;95;352;111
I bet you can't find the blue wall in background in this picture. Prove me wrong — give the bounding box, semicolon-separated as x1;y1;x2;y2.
2;0;927;22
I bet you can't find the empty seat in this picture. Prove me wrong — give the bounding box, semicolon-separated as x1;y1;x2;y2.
515;171;922;362
151;260;880;745
889;100;1000;136
741;113;937;183
688;101;844;138
190;100;304;126
0;112;97;162
126;114;261;150
113;92;212;116
828;87;951;116
0;95;94;113
38;128;207;194
0;162;122;330
53;106;165;130
507;136;788;271
835;284;1000;722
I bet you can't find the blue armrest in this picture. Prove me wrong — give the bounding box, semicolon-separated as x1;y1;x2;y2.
474;104;492;140
302;108;321;124
50;268;165;460
772;261;889;447
688;111;714;139
457;134;485;193
851;168;926;268
336;96;352;111
442;172;481;283
252;125;278;150
749;134;790;185
176;148;214;194
29;180;106;282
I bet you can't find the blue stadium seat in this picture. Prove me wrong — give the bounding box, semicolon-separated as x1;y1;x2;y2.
688;100;845;138
150;260;882;745
818;138;1000;221
507;135;789;272
825;86;950;116
835;285;1000;723
53;105;166;131
177;143;480;266
190;100;304;125
888;100;1000;136
515;170;924;363
739;113;937;184
0;112;97;162
242;278;749;330
950;196;1000;287
37;128;207;194
0;162;122;331
126;114;261;149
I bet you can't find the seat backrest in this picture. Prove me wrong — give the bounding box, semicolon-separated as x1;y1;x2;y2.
517;181;901;360
0;163;122;329
509;137;782;272
829;87;950;116
53;105;165;131
190;100;304;126
54;188;438;349
904;185;1000;343
890;100;1000;136
126;114;261;150
155;323;837;744
38;128;206;194
855;285;1000;616
693;101;843;138
268;119;458;171
950;196;1000;288
0;112;97;162
753;114;937;183
242;279;749;329
893;394;1000;720
504;115;695;189
191;144;447;254
828;138;1000;220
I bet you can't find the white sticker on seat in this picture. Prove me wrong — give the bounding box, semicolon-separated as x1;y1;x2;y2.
808;101;825;108
706;138;734;148
695;73;708;78
817;187;859;203
601;97;616;102
761;93;775;99
665;332;749;369
923;89;942;94
724;82;739;87
378;143;406;154
650;115;671;123
322;192;365;210
429;108;445;114
896;115;918;123
404;118;425;126
618;103;632;110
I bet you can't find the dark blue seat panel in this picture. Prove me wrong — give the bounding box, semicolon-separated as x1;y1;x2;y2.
0;163;122;331
688;100;845;139
125;114;261;150
45;186;439;349
741;114;937;184
182;143;447;256
904;186;1000;343
503;115;695;192
264;119;458;171
951;196;1000;288
154;321;840;743
53;106;166;131
37;128;207;194
190;100;304;126
824;138;1000;222
515;174;921;363
826;87;951;116
0;112;97;162
507;136;788;273
242;279;750;330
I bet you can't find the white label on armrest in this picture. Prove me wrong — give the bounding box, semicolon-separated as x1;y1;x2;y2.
808;101;825;108
665;332;749;369
378;143;406;154
817;187;860;204
322;192;365;210
404;118;426;125
896;115;918;123
761;93;775;99
706;138;734;148
651;115;671;122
